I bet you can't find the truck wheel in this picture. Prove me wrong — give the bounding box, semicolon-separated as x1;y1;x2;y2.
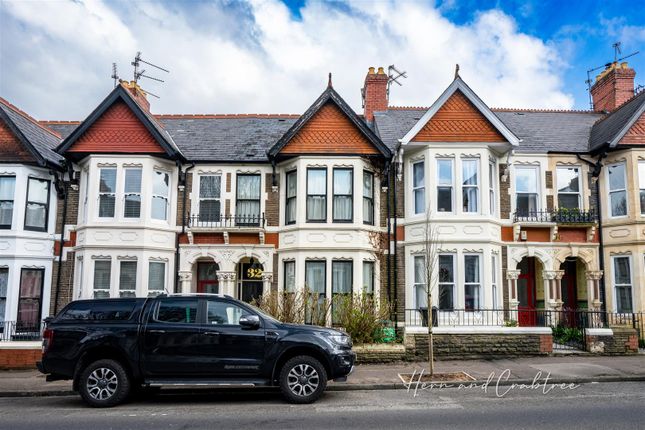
79;359;131;407
279;355;327;404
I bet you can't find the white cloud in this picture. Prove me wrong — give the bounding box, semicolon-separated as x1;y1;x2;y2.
1;0;576;120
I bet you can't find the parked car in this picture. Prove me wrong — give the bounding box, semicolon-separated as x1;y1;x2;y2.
38;294;355;407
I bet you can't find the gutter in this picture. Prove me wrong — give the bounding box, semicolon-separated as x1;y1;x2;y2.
577;152;607;312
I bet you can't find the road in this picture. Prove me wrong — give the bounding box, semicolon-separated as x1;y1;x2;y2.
0;381;643;430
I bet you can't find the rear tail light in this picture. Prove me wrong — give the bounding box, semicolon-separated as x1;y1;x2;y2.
42;328;54;353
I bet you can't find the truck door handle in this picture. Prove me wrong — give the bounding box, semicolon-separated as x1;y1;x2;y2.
148;329;167;334
203;331;220;336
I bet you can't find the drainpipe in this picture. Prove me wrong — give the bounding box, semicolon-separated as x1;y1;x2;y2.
392;150;401;332
577;152;607;312
175;162;195;293
385;162;392;313
53;164;70;315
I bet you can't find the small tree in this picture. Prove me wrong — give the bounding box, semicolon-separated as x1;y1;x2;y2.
422;208;441;375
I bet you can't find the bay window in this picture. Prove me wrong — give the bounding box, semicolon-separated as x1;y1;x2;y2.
0;268;7;321
363;171;374;225
284;261;295;293
413;256;427;308
333;168;353;222
608;163;627;217
98;168;117;218
438;254;455;310
123;168;142;218
489;161;496;216
462;159;479;213
639;162;645;215
93;260;111;298
119;261;137;297
437;159;453;213
332;261;352;323
24;178;50;231
17;268;44;329
412;161;425;214
285;170;297;224
515;166;539;217
305;260;326;323
236;174;261;226
0;176;15;229
151;170;170;221
464;255;481;311
199;175;221;222
557;166;581;209
307;168;327;222
148;262;165;296
362;261;374;295
613;256;632;313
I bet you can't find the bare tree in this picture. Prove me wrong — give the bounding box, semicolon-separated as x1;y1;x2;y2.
422;207;441;375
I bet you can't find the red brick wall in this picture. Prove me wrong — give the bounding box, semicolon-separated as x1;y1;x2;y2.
0;348;41;370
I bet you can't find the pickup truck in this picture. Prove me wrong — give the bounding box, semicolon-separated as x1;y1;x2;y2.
38;294;355;407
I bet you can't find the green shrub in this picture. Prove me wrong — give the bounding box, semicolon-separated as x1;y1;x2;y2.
332;293;392;345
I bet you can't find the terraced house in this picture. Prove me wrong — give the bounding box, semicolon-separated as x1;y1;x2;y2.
1;62;644;345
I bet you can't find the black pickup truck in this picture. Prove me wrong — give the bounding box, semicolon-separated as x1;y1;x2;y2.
38;294;355;407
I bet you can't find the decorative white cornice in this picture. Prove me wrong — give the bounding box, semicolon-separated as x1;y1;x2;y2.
513;160;540;166
117;255;138;261
609;250;632;256
91;255;112;260
236;169;262;174
435;154;455;159
197;169;222;175
122;163;143;168
460;154;481;159
97;163;117;168
149;256;169;262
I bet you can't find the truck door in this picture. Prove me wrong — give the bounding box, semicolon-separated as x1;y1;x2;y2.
200;298;266;377
141;297;203;377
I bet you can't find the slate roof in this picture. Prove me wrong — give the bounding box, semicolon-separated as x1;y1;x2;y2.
158;116;298;162
590;89;645;151
41;122;79;139
0;97;64;167
374;108;604;153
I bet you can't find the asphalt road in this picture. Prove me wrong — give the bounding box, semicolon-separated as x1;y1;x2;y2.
0;381;643;430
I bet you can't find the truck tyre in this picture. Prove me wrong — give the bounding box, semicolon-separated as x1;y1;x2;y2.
78;359;131;407
279;355;327;404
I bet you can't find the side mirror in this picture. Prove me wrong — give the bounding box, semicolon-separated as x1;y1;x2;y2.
239;314;261;330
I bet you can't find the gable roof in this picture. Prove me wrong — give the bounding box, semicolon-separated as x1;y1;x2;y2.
400;77;520;146
56;84;184;161
590;89;645;152
0;97;64;168
267;85;392;159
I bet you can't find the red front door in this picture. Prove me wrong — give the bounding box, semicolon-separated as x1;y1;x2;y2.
517;258;536;326
197;262;219;294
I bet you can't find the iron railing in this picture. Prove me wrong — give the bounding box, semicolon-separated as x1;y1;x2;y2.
0;321;43;342
188;213;265;229
513;209;597;224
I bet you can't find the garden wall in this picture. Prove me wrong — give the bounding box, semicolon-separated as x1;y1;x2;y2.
585;327;639;355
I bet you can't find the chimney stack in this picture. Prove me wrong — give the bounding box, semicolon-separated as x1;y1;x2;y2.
590;62;636;112
362;66;388;122
122;80;151;112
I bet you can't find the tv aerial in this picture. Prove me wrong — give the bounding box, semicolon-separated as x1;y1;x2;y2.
387;64;407;97
130;51;170;99
585;42;639;109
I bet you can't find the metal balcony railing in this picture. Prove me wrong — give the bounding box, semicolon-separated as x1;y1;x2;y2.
188;213;265;229
513;209;597;224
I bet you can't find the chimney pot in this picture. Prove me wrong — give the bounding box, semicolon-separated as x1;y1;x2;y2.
377;66;385;74
368;67;375;75
362;65;389;122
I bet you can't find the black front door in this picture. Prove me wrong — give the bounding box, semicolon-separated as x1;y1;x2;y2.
199;298;266;377
141;297;204;377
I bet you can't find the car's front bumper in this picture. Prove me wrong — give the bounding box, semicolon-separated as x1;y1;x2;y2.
330;351;355;380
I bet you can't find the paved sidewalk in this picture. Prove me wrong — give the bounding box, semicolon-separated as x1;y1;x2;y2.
1;355;644;396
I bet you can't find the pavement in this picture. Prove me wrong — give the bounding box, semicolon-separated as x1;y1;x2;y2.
1;355;644;397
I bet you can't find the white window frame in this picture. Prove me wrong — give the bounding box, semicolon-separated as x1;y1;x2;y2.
413;255;427;309
461;158;479;214
98;168;117;219
438;253;455;311
93;259;111;298
283;260;296;293
148;261;166;297
0;175;16;229
412;161;425;215
515;165;540;216
118;260;137;298
556;166;581;210
151;170;170;221
123;167;142;219
198;174;222;223
362;261;375;295
638;162;645;215
489;160;496;216
491;254;498;309
436;158;454;213
464;254;482;311
612;255;633;313
607;162;627;218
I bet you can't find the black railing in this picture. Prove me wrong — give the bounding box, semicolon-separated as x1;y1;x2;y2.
188;213;265;228
513;209;597;224
0;321;43;342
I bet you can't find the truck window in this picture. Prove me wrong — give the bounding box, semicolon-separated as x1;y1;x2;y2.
156;299;198;324
58;301;137;321
206;300;251;325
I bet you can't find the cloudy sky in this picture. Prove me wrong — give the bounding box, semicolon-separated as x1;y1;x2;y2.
1;0;643;120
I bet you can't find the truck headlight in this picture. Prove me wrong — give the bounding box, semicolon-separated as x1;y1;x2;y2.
329;334;352;347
